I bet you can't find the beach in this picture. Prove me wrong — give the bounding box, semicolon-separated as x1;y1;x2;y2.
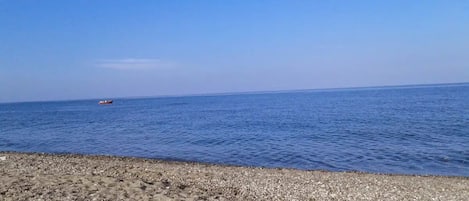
0;152;467;200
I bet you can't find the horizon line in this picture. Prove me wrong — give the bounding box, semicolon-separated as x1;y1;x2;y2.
1;81;468;104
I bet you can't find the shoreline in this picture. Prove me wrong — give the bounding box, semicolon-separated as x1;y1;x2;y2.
1;151;467;179
1;152;468;200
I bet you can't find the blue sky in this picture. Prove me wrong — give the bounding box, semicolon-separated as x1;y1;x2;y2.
1;1;468;102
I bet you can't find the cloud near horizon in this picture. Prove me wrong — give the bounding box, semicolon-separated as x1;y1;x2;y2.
96;59;174;70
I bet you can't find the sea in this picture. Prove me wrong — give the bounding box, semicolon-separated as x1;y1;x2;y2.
1;83;468;177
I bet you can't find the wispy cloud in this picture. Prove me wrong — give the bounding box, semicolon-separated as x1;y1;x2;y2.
96;58;174;70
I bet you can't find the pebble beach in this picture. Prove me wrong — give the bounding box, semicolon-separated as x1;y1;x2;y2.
0;152;468;200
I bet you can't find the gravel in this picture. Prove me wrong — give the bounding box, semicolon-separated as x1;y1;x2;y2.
1;152;468;201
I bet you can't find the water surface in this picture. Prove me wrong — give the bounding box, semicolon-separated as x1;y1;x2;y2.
1;84;468;176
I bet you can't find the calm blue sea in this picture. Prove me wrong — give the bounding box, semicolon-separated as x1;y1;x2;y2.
1;84;468;176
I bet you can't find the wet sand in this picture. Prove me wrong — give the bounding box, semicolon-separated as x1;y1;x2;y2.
0;152;468;200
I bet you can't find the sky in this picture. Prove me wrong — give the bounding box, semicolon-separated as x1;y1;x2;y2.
1;0;468;102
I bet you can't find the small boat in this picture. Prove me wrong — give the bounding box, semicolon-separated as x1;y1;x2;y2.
98;100;113;105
